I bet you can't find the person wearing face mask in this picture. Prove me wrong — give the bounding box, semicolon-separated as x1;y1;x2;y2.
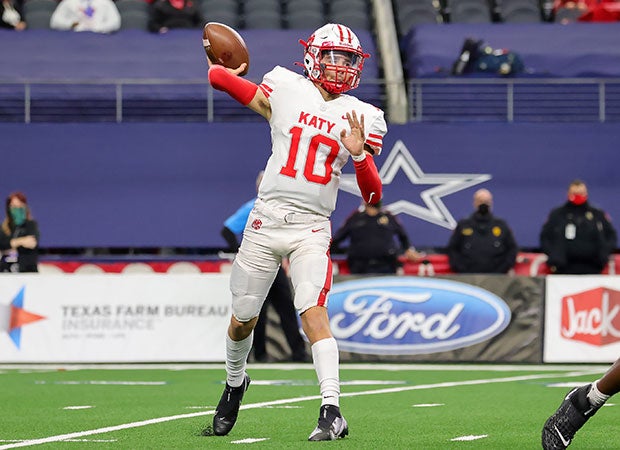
0;191;39;273
331;200;425;275
447;188;518;274
540;179;617;274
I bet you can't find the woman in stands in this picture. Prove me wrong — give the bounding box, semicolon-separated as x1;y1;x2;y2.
0;191;40;272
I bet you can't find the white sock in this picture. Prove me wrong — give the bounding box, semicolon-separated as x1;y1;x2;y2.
226;332;252;388
588;380;611;408
311;337;340;408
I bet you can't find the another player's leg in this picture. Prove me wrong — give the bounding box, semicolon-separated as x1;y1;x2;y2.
542;359;620;449
541;384;599;450
213;242;278;436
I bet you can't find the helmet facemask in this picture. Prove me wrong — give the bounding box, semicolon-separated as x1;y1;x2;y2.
300;24;368;94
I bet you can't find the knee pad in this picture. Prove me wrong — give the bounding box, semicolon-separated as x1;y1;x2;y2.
294;280;328;313
230;259;273;322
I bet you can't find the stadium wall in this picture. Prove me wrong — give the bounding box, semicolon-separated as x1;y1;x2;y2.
2;122;618;250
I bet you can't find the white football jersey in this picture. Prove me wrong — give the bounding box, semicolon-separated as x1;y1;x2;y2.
256;66;387;218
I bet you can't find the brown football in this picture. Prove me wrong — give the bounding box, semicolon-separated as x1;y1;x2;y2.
202;22;250;76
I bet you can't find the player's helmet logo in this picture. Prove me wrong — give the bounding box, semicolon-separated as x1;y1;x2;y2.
299;23;368;94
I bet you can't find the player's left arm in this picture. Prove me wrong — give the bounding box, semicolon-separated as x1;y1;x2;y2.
340;110;384;205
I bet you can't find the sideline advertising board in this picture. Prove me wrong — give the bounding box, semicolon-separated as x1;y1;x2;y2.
0;274;231;362
544;275;620;363
311;275;543;363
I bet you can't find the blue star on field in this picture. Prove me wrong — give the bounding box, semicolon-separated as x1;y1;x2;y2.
340;140;491;229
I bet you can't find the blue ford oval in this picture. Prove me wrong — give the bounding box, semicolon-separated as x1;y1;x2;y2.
328;277;511;355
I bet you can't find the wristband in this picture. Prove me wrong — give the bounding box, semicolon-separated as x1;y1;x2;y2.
351;152;367;162
208;65;258;106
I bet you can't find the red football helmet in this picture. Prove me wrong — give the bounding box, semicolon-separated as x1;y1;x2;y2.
299;23;369;94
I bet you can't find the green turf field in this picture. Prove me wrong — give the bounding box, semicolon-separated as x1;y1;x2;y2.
0;363;616;449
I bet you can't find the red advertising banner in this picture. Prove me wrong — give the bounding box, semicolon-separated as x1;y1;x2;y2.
545;276;620;363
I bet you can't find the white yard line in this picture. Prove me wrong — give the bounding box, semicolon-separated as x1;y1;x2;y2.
0;363;611;372
0;369;600;449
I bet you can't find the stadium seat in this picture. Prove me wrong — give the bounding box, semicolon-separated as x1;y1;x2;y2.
202;8;240;27
497;0;542;22
23;0;57;14
243;0;280;15
23;0;57;28
120;9;149;29
200;0;238;23
285;0;323;16
328;9;371;30
243;9;282;29
115;0;149;14
446;0;492;23
201;0;238;11
394;0;443;34
286;9;324;29
329;0;369;16
23;9;53;28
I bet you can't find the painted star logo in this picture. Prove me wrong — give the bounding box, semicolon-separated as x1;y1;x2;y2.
340;140;491;229
0;286;45;349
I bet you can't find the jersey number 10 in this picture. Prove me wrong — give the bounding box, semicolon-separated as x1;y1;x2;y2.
279;126;339;186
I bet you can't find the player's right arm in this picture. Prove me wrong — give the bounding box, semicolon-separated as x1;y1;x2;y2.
207;61;271;120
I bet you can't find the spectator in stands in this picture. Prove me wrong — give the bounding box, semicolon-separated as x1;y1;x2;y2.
1;0;26;30
554;0;620;22
221;171;307;363
0;191;39;273
447;188;518;274
331;200;425;274
148;0;203;33
540;179;617;274
50;0;121;33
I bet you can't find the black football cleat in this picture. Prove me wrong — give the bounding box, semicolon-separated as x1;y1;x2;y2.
542;384;601;449
213;374;251;436
308;405;349;441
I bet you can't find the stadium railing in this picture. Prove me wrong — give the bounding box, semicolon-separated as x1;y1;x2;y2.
1;77;619;123
408;77;620;122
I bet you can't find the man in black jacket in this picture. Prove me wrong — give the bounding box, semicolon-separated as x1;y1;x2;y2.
447;189;518;274
331;201;424;274
540;179;617;274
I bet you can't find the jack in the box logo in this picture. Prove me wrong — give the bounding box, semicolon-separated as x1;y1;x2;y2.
561;287;620;346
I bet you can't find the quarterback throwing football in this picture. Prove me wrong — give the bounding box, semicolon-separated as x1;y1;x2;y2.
207;23;387;441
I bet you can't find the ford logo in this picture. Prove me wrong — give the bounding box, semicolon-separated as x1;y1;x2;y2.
328;277;511;355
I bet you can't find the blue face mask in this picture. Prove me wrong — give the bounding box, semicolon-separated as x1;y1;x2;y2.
10;207;26;226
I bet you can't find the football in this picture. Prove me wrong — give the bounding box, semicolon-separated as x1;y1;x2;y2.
202;22;250;76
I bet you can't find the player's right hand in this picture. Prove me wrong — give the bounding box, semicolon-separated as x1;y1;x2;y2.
206;57;247;76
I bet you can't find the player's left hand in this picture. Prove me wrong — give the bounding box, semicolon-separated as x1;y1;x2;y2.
340;111;365;157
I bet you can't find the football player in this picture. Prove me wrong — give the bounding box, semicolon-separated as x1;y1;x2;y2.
207;23;386;441
542;357;620;449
